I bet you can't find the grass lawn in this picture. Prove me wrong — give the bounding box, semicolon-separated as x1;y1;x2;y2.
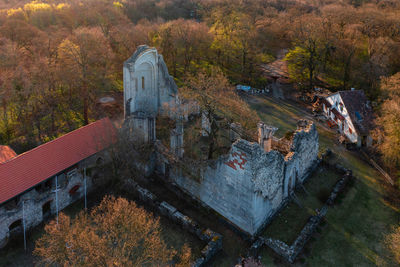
247;95;400;266
0;190;205;267
261;167;341;245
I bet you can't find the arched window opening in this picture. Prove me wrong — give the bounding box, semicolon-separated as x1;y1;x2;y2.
9;219;22;234
142;76;145;90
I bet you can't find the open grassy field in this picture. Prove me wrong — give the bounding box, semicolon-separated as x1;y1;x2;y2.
247;95;399;266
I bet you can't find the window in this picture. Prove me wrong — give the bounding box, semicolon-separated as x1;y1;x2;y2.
349;127;352;134
67;168;77;179
141;76;145;90
57;173;67;188
339;103;343;112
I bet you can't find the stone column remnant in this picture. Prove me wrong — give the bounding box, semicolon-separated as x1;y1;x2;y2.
170;121;184;158
257;122;278;152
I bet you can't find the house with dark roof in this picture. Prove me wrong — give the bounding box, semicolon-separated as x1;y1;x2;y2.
0;118;117;248
322;90;374;147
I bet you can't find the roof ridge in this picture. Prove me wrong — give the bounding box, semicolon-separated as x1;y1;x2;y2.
1;118;110;166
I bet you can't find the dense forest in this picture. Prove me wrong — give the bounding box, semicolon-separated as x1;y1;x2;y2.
0;0;399;170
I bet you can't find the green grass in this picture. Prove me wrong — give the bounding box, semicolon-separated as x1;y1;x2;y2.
261;167;340;245
247;95;399;266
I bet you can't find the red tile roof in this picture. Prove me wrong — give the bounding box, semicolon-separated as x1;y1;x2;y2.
0;146;17;164
0;118;117;204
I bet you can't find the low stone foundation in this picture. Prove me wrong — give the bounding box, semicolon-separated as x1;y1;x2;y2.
122;180;222;267
248;153;353;263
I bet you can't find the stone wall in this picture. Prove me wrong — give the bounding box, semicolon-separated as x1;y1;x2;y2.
0;152;107;248
122;180;222;267
249;154;353;264
156;120;319;236
123;45;178;118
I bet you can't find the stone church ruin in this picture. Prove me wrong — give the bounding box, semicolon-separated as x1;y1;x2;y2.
123;45;320;236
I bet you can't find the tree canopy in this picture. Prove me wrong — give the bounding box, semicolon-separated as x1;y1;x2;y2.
34;196;191;266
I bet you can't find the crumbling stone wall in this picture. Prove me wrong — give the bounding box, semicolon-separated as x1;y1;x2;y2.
156;120;319;236
123;46;320;237
248;154;353;264
0;152;107;248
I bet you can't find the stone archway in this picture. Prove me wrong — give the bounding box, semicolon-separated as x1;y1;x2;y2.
8;219;23;237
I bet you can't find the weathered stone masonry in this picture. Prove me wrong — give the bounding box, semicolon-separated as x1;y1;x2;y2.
0;153;107;248
123;45;320;237
0;118;115;248
157;121;319;236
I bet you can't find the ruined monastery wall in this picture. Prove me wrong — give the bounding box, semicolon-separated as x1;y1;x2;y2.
123;45;177;117
158;122;319;236
123;46;320;237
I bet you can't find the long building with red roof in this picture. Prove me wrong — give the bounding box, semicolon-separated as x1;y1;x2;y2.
0;118;117;248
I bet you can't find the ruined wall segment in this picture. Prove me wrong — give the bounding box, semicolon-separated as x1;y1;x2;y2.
123;46;321;236
123;45;178;118
158;120;319;236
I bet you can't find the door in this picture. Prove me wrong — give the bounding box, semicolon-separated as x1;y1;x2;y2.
42;201;52;220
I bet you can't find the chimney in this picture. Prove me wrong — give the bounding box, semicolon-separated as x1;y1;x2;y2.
258;122;278;152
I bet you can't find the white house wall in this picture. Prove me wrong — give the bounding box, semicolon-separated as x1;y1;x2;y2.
325;94;358;143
